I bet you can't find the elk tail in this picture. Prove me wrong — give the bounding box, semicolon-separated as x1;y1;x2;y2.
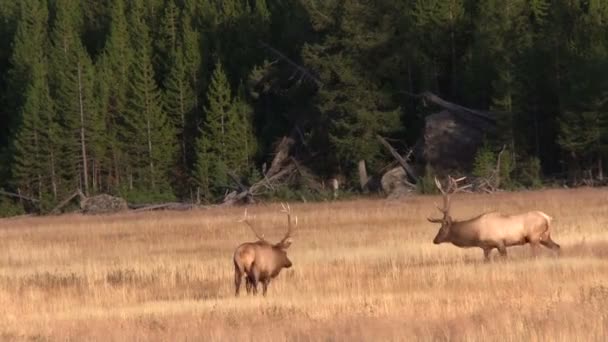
538;212;553;224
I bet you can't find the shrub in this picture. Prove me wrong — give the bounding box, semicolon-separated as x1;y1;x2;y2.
517;156;543;188
417;165;439;194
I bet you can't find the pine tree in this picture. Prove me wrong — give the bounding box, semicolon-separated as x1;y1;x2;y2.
12;62;61;203
154;0;179;85
164;44;196;192
556;0;608;180
124;0;176;197
232;83;257;173
194;61;246;198
98;0;133;191
301;0;400;181
412;0;465;96
9;1;61;203
49;0;103;196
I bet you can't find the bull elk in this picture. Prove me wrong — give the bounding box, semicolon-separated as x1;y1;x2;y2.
427;176;560;261
233;203;296;296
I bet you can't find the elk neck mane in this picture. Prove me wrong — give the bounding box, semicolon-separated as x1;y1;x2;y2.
453;210;500;225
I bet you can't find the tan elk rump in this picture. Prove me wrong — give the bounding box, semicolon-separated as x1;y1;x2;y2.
233;203;295;296
427;176;561;260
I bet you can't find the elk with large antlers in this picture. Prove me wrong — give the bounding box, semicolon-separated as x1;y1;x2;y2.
428;176;560;261
233;203;295;296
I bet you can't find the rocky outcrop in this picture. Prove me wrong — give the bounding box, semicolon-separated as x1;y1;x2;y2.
411;93;498;173
80;194;128;214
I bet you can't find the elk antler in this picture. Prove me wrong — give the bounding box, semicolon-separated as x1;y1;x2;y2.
278;202;296;247
238;208;266;241
432;176;471;218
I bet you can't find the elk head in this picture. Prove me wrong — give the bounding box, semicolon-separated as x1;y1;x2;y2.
427;176;470;244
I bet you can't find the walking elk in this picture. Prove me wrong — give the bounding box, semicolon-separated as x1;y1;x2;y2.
233;203;296;296
427;176;560;261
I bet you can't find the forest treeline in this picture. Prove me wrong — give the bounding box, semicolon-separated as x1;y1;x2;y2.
0;0;607;215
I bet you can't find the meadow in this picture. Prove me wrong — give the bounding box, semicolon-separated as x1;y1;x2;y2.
1;187;607;341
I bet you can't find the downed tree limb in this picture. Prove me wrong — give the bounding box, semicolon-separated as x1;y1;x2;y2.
0;190;39;203
290;157;324;193
222;134;300;206
222;163;297;206
400;91;497;124
259;41;323;87
131;202;199;212
51;189;86;214
228;172;249;193
266;136;295;177
377;135;418;182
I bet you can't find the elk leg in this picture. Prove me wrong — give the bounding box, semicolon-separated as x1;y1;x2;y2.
234;264;242;297
540;239;561;256
245;275;252;294
483;248;492;262
250;277;259;295
529;241;541;258
262;278;271;297
250;268;260;295
497;243;508;258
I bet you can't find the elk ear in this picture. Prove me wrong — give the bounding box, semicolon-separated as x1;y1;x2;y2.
279;238;293;249
427;217;442;223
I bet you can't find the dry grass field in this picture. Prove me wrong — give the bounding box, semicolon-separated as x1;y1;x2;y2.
1;187;608;341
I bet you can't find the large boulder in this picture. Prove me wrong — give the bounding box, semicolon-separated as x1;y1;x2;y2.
381;167;416;199
80;194;128;214
414;110;496;172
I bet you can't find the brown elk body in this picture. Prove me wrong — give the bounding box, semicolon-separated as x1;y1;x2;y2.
233;204;295;296
428;176;561;260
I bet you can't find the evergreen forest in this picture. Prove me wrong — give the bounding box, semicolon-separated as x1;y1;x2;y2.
1;0;607;216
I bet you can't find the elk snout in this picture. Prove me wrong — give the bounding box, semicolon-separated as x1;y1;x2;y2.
285;258;293;268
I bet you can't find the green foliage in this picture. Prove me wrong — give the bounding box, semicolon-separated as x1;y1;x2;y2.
2;0;608;216
417;165;439;195
517;156;543;188
472;143;516;190
194;61;254;199
123;1;177;193
302;0;401;179
49;0;104;196
499;150;515;189
117;185;176;205
264;184;354;203
472;143;497;180
0;197;25;218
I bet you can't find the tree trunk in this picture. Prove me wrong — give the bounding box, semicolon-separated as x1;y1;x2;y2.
147;117;155;188
34;130;42;200
179;80;187;169
358;160;369;192
598;156;604;181
77;61;89;196
50;150;58;200
113;148;120;188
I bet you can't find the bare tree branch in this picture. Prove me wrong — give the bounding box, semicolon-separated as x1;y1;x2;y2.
0;190;39;203
377;135;418;182
259;41;323;88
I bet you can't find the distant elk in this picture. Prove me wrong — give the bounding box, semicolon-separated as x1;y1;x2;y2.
427;176;561;261
233;203;296;296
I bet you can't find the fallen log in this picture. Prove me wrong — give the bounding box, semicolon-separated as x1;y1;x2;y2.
377;135;417;182
0;190;39;203
51;189;85;214
222;163;297;206
130;202;200;212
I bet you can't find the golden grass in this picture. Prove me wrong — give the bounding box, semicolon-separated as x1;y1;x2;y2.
1;187;608;341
